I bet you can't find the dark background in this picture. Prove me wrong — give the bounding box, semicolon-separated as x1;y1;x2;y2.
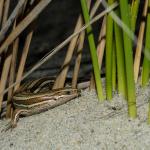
10;0;144;81
19;0;103;80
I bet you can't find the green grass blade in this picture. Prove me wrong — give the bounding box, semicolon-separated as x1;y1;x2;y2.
106;0;114;100
119;0;137;118
114;9;127;98
112;42;116;91
80;0;104;100
131;0;140;32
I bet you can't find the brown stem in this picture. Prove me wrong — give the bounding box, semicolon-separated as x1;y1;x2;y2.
6;1;34;118
53;0;102;89
14;30;33;91
1;0;10;27
52;15;84;89
72;27;85;88
6;38;19;118
0;0;11;112
134;0;148;82
0;51;12;112
0;0;52;54
0;3;118;97
0;0;28;43
0;0;4;27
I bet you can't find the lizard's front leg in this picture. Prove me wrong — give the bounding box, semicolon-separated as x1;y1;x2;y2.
11;109;29;128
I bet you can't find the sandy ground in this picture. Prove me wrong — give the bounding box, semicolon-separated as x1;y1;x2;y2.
0;84;150;150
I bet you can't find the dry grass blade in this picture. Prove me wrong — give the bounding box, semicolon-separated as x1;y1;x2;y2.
0;0;27;43
53;0;102;89
13;1;35;92
0;52;12;112
1;0;10;27
14;30;33;92
96;16;106;68
72;28;85;88
6;1;34;118
0;3;118;97
0;0;4;26
6;20;19;118
53;0;92;89
6;37;19;118
89;74;95;89
0;0;52;54
52;16;83;89
90;0;102;17
134;0;148;83
0;0;11;112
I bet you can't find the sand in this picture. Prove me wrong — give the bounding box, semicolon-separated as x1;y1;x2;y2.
0;84;150;150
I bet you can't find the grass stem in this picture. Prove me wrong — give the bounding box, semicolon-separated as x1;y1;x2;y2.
119;0;137;118
141;0;150;86
80;0;104;100
105;0;114;100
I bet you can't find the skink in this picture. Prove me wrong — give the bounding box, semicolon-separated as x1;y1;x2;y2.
7;77;80;129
